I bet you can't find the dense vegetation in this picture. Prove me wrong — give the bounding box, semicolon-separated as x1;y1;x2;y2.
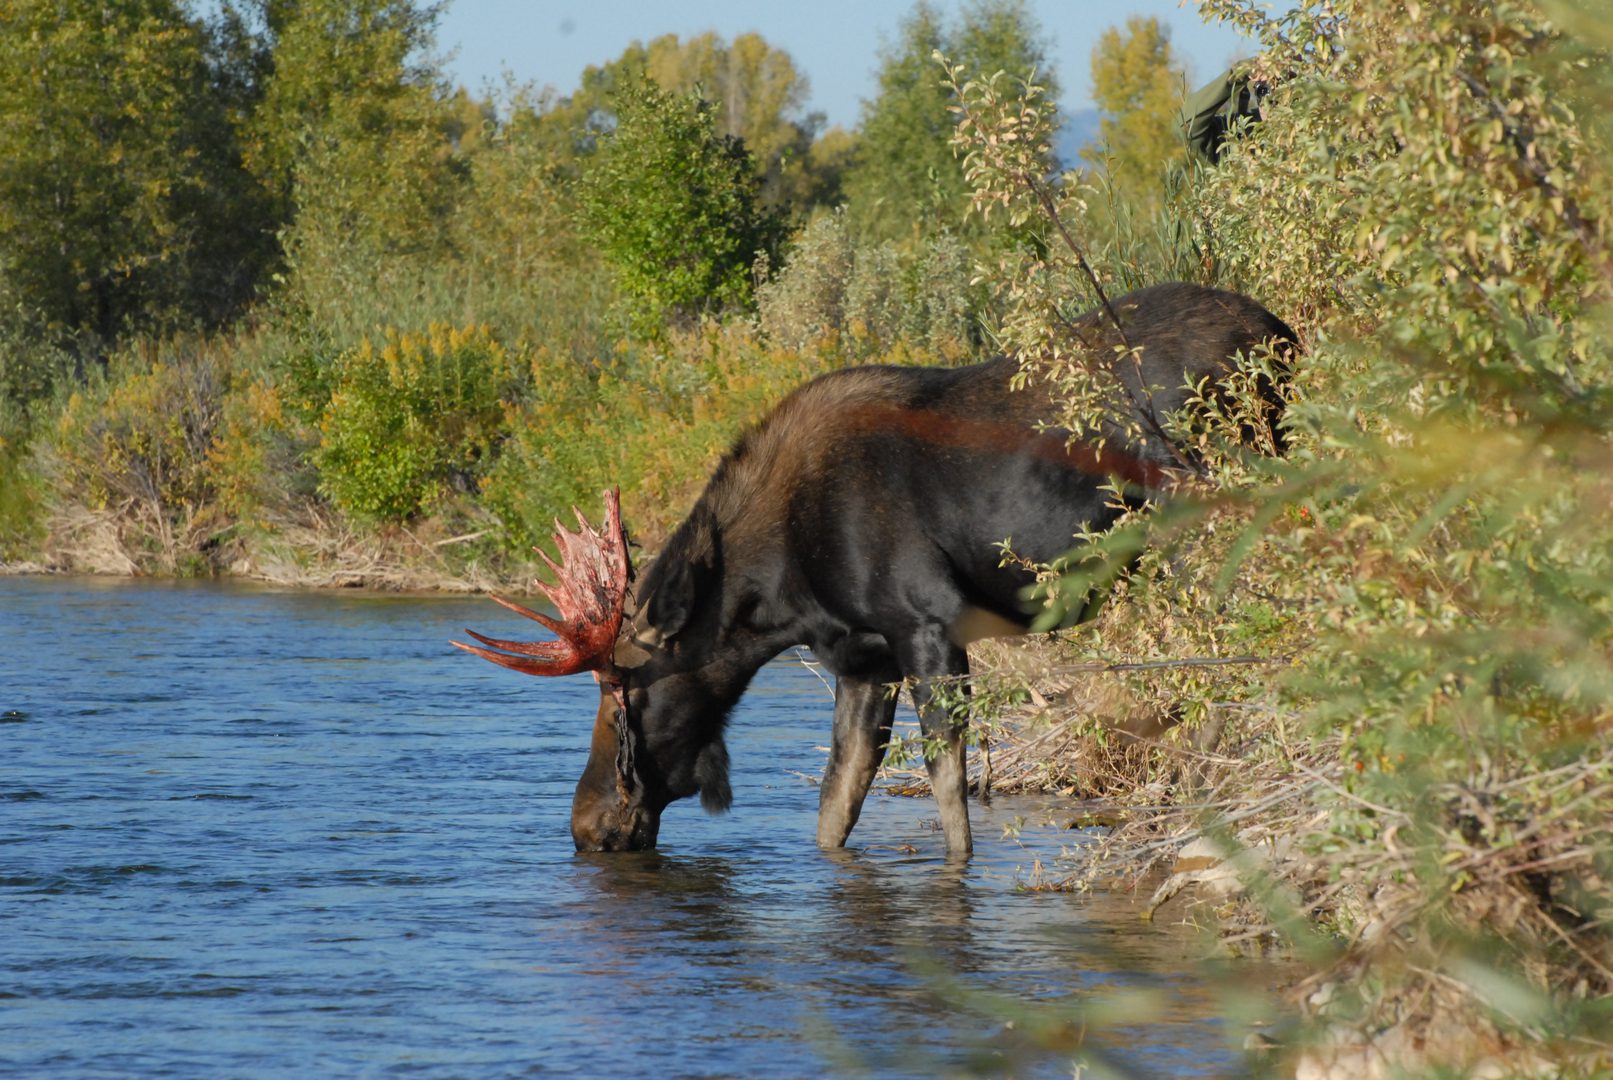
935;1;1613;1074
0;0;1053;581
3;0;1609;1074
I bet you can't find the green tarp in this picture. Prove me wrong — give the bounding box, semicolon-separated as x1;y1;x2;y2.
1181;65;1266;164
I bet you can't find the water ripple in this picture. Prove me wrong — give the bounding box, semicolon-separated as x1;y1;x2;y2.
0;577;1270;1078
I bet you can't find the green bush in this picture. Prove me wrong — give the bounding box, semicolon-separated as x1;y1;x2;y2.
575;79;784;334
40;337;230;572
314;324;518;523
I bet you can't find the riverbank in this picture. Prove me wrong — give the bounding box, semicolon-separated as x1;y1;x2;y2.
2;510;530;593
936;625;1613;1078
0;319;973;596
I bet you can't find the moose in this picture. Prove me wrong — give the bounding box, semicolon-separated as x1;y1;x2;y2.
455;282;1296;855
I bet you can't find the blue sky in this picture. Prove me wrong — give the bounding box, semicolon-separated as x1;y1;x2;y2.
434;1;1259;129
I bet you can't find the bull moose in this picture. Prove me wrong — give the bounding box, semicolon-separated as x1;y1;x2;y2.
454;282;1296;855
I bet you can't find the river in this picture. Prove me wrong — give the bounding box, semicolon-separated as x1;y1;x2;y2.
1;577;1274;1077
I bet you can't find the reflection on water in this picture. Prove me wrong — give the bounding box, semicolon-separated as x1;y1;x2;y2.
0;577;1277;1077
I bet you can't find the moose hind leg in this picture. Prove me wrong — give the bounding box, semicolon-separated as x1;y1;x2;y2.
817;673;898;848
900;626;974;856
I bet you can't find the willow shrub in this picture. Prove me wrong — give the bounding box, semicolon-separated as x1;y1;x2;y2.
1182;1;1613;1062
947;0;1613;1070
313;324;519;523
756;209;984;360
39;337;231;573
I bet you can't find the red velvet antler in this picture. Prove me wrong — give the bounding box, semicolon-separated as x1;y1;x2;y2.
452;489;629;680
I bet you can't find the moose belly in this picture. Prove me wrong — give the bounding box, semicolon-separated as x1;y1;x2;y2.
949;605;1031;646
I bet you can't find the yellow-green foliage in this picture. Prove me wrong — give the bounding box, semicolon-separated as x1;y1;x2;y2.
485;322;949;552
1184;0;1613;776
50;348;218;514
43;339;229;570
918;1;1613;1069
208;373;304;526
756;210;983;359
314;324;518;523
951;0;1613;1067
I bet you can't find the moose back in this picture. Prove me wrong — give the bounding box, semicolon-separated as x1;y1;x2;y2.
455;282;1296;855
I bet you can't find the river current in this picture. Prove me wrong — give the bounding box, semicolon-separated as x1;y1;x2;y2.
1;577;1270;1077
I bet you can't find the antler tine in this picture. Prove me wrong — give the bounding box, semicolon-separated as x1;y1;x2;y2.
554;518;606;585
533;544;566;581
450;638;588;676
460;626;571;659
454;489;629;680
485;593;566;637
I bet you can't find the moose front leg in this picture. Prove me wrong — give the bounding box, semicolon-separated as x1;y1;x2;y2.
900;625;974;856
817;673;899;848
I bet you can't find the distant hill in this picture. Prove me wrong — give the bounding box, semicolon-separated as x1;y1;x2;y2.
1054;108;1102;169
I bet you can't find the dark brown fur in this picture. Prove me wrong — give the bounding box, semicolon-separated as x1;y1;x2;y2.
569;282;1297;854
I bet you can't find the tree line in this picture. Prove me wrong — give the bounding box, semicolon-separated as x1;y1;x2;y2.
0;0;1190;574
0;0;1092;364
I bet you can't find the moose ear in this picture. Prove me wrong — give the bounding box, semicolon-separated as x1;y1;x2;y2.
646;558;697;638
645;509;720;639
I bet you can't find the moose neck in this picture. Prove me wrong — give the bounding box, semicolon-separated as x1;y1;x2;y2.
671;570;807;709
703;620;804;700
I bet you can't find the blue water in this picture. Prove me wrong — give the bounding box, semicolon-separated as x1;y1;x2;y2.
0;577;1267;1077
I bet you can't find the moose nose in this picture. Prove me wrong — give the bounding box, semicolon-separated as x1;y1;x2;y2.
571;804;660;852
570;815;611;852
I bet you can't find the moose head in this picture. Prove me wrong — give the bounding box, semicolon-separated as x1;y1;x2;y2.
452;490;740;852
450;489;649;850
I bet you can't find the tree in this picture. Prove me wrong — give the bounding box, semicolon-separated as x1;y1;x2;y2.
1083;16;1188;199
0;0;271;349
840;0;1057;244
646;31;820;206
797;125;858;210
242;0;441;198
954;0;1058;102
243;0;466;323
535;32;824;210
841;3;953;242
574;80;784;333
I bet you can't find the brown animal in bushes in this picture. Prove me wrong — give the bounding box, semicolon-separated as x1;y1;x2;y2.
455;282;1296;855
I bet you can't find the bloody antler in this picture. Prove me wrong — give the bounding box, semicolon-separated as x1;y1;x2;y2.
452;489;629;680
